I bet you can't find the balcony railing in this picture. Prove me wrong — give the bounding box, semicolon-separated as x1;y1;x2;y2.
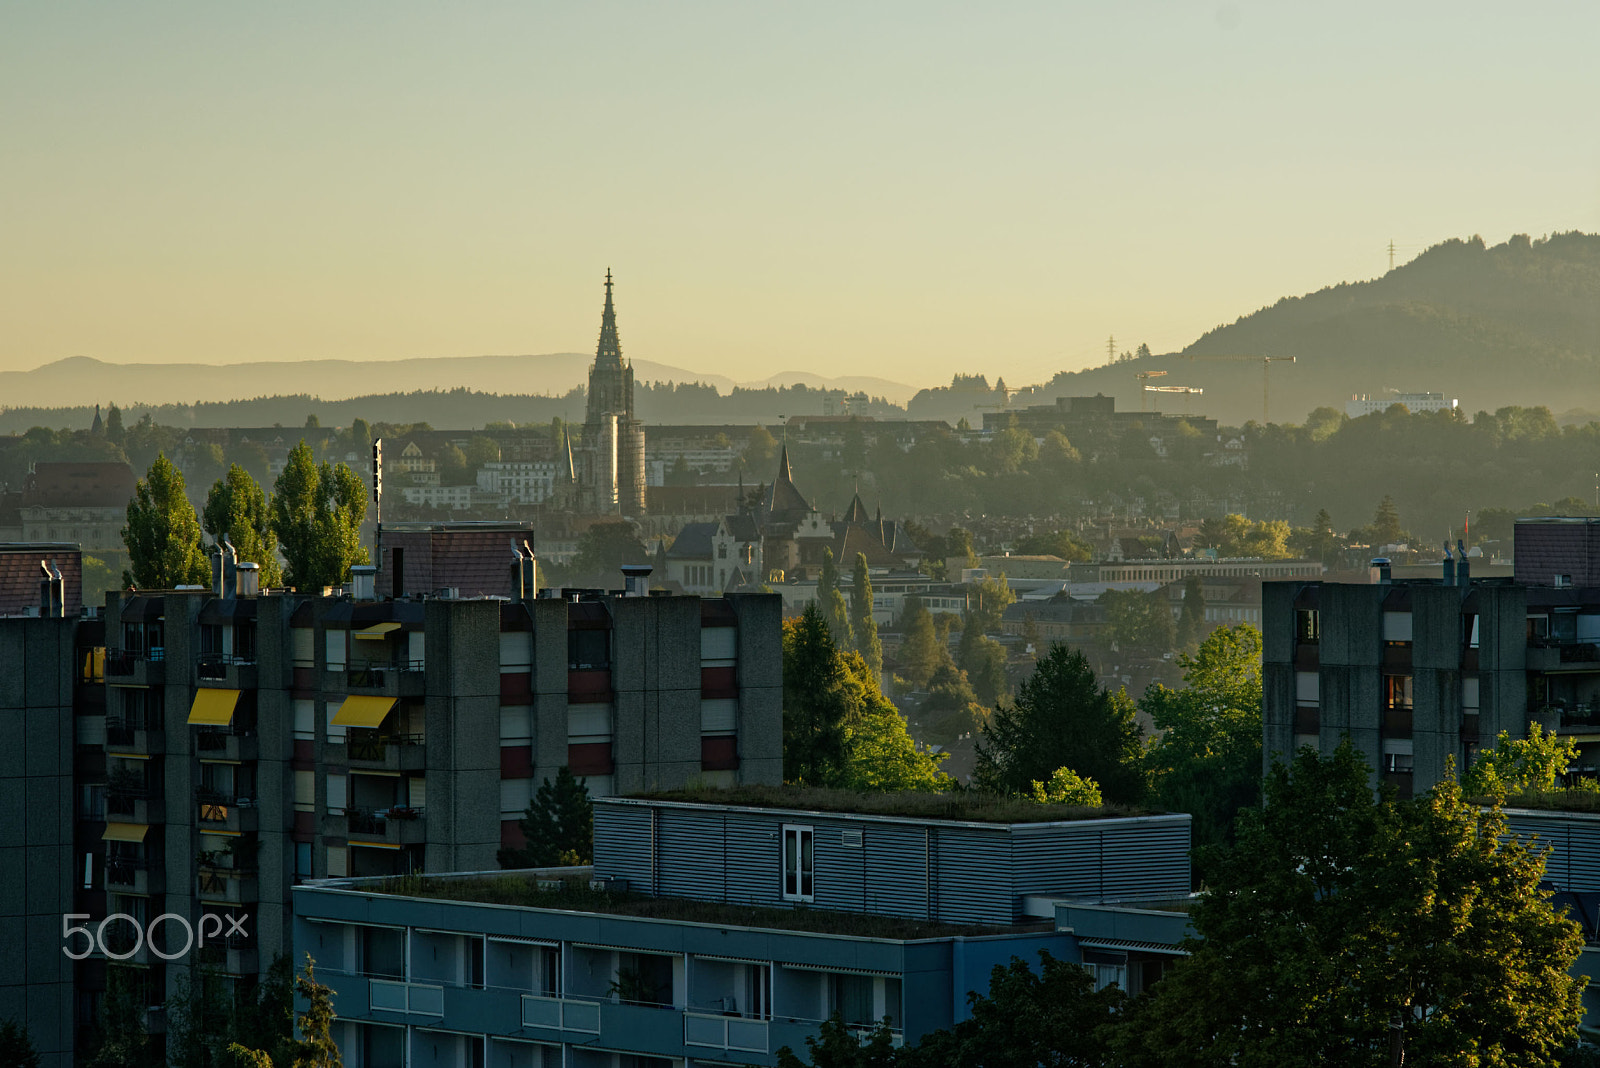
348;731;424;763
198;653;258;680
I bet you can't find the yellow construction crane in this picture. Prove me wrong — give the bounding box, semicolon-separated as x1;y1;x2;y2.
1173;354;1296;424
1144;384;1204;414
1134;370;1167;411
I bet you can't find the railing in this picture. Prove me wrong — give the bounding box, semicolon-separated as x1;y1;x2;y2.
684;1011;770;1053
520;994;600;1033
105;651;137;677
107;790;150;817
370;979;444;1017
106;858;148;885
107;724;136;747
197;865;257;895
196;793;255;822
196;724;257;751
348;731;424;762
348;807;423;835
198;653;258;680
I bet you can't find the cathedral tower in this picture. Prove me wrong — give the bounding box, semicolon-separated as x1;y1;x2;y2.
579;271;647;516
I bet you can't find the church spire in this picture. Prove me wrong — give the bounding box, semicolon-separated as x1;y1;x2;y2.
595;268;623;368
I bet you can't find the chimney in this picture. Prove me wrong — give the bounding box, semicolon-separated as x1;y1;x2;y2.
51;562;65;618
350;564;377;601
1455;539;1470;588
220;537;238;600
1370;557;1392;584
620;563;652;597
1441;541;1455;585
236;561;260;598
518;540;538;601
211;542;226;597
39;560;55;618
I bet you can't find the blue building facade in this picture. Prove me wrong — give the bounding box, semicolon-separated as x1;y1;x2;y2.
291;796;1194;1066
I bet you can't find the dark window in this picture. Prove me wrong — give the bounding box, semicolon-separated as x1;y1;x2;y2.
568;630;610;670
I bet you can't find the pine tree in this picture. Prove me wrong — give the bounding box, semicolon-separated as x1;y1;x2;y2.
204;464;284;586
122;453;210;590
1373;494;1404;545
105;402;125;444
289;956;343;1067
816;548;853;648
498;767;594;868
0;1019;41;1068
850;553;882;679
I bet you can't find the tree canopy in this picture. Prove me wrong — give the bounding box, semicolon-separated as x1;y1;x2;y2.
271;440;369;590
1118;743;1586;1067
122;452;210;590
498;767;595;868
975;644;1147;804
203;463;283;586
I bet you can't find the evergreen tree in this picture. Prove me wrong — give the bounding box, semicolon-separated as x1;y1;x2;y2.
816;548;853;648
271;441;370;590
975;644;1147;803
782;604;858;784
896;595;942;688
498;767;594;868
0;1018;41;1068
289;956;343;1068
122;452;210;589
919;663;988;746
1373;494;1405;545
850;553;882;678
204;464;284;587
1176;574;1206;650
105;402;124;444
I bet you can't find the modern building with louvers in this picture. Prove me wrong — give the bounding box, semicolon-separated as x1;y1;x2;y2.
290;791;1193;1067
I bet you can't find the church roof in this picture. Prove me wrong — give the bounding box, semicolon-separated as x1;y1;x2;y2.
666;522;718;560
594;268;624;368
763;445;813;520
842;491;870;523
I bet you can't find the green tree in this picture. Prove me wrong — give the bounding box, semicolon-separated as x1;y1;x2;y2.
105;402;125;444
975;645;1147;803
958;627;1009;706
1013;526;1091;561
1116;744;1585;1068
896;596;942;688
498;767;594;868
84;965;161;1067
567;520;649;581
783;604;859;784
1464;723;1579;798
1176;574;1206;650
850;553;882;678
122;452;210;589
204;464;284;586
1140;624;1262;858
1099;587;1175;654
777;1013;904;1068
271;441;371;591
290;956;343;1068
1372;493;1405;546
835;695;950;792
816;548;853;648
919;663;988;746
1026;767;1103;806
0;1018;41;1068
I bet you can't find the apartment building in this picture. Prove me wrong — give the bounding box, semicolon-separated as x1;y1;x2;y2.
291;791;1193;1067
55;550;782;1057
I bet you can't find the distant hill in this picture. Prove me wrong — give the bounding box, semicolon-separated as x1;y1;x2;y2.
0;354;916;411
1019;232;1600;427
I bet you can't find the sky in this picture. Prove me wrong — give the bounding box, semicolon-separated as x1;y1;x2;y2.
2;2;1597;390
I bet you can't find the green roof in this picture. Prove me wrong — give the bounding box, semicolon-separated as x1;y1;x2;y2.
619;784;1166;824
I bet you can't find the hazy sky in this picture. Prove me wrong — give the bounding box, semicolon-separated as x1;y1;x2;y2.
3;2;1596;388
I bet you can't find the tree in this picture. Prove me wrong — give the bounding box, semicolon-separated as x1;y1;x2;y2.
1116;744;1585;1068
1026;767;1103;807
290;956;343;1068
105;402;124;444
850;553;882;679
1176;574;1206;650
777;1014;905;1068
1372;494;1405;546
84;965;161;1067
919;663;988;746
1099;588;1175;654
567;521;649;581
783;604;858;784
271;441;370;591
204;464;284;586
976;645;1147;803
122;452;210;589
958;628;1009;706
816;548;853;648
0;1019;40;1068
896;596;942;688
498;767;594;868
1464;723;1579;798
835;695;950;793
1140;624;1262;858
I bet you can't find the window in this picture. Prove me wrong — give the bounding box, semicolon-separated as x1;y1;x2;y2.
568;630;609;670
782;825;814;902
1384;675;1413;710
1384;752;1415;773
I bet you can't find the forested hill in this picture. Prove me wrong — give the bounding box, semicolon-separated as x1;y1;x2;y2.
1033;232;1600;427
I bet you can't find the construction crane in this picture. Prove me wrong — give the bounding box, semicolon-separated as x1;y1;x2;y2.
1173;354;1296;424
1143;384;1204;414
1134;370;1167;411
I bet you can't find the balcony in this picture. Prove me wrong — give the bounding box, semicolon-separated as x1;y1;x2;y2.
342;661;426;699
196;655;259;690
347;729;427;771
348;807;426;845
196;794;260;834
194;725;259;762
520;994;601;1034
105;858;164;895
196;865;258;905
106;723;165;756
107;792;163;825
105;649;165;685
684;1011;770;1054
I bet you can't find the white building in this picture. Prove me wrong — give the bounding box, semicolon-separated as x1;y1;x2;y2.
476;460;561;504
1344;391;1459;418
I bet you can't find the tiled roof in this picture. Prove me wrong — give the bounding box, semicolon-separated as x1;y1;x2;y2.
0;546;83;617
1515;520;1600;587
377;528;533;598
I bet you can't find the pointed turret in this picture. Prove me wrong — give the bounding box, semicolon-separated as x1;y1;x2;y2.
594;267;624;369
763;444;813;523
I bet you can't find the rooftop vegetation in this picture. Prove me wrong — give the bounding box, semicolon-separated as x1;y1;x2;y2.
621;784;1163;823
364;872;1039;940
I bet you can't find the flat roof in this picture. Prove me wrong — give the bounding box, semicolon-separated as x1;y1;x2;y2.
612;785;1175;826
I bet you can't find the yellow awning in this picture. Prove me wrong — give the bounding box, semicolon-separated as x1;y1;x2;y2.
354;622;402;639
187;688;241;726
103;823;149;842
332;694;396;728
